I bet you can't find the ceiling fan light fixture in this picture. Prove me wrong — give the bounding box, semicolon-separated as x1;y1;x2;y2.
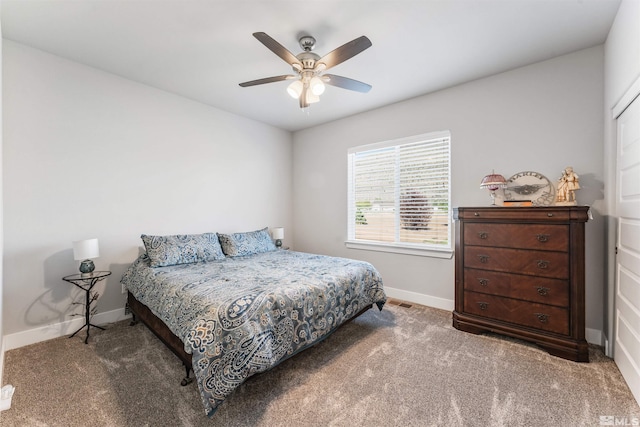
310;76;325;95
287;80;303;99
239;32;372;109
314;62;327;73
305;89;320;104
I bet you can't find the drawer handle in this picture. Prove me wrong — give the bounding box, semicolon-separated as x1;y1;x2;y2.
474;212;480;217
547;213;553;217
536;234;550;243
536;260;549;269
478;278;489;287
477;255;490;264
535;313;549;323
478;302;488;310
478;232;488;239
536;286;550;296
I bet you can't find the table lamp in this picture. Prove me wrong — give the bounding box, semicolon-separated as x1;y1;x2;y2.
480;171;507;206
272;227;284;248
73;238;99;276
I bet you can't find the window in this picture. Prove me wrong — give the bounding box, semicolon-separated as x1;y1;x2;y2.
347;131;452;257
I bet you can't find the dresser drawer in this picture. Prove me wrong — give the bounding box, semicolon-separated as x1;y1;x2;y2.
464;268;569;307
455;207;583;222
464;223;568;251
464;246;568;279
463;291;569;335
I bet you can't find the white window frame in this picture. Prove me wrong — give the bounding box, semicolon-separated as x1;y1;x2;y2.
346;131;452;258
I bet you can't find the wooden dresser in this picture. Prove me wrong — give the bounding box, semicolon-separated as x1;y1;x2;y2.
452;206;590;362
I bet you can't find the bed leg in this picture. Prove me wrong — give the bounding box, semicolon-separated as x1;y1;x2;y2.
129;312;138;326
181;364;194;386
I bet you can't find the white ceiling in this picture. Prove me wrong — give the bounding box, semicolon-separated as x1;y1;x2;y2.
1;0;621;132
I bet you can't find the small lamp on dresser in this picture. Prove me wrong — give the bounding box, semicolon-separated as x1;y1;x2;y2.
72;238;100;277
480;171;507;206
272;227;284;248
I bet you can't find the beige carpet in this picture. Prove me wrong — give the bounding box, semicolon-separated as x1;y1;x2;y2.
2;302;639;426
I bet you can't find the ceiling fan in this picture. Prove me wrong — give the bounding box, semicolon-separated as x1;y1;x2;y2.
239;32;372;108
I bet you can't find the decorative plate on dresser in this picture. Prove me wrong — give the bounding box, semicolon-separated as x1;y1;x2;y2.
504;171;556;206
452;206;590;362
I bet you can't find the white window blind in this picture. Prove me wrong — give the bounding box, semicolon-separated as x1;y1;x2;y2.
347;131;451;256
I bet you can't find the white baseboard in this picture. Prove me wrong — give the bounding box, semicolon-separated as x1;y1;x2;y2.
3;297;606;351
586;327;605;347
384;286;454;311
3;308;131;351
384;287;604;347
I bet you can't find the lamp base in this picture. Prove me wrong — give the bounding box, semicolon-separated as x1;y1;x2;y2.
79;259;95;277
489;190;498;206
275;239;282;249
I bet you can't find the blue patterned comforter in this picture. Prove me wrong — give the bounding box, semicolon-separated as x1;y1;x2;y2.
121;250;386;416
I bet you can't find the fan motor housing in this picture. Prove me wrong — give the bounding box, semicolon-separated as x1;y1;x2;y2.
296;51;320;69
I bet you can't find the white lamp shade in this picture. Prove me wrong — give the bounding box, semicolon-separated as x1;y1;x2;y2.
73;238;100;260
287;80;303;99
310;76;325;95
272;228;284;240
305;90;320;104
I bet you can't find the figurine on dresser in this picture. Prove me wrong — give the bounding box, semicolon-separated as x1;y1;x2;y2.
556;166;580;205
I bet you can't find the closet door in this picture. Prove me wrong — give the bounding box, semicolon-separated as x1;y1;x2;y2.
614;93;640;402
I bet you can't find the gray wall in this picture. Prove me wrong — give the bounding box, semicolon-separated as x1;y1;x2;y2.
2;41;293;342
1;36;616;348
292;46;606;340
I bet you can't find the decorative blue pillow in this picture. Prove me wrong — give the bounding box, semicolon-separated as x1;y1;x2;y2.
218;227;276;257
141;233;225;267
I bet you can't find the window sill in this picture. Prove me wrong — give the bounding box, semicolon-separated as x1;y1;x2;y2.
345;240;453;259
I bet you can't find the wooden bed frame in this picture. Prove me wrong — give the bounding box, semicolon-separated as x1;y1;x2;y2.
127;291;195;385
127;291;373;386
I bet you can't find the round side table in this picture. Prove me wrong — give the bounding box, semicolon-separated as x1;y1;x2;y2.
62;271;112;344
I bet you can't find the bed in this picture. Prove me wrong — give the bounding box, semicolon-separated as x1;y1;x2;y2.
120;229;386;417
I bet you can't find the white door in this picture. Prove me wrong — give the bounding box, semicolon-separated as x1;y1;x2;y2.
614;93;640;403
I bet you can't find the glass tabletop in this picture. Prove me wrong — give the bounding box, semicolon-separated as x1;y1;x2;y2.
62;271;112;281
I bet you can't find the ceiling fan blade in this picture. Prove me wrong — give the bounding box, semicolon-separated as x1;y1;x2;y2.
239;75;296;87
253;32;303;68
323;74;372;93
317;36;372;70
